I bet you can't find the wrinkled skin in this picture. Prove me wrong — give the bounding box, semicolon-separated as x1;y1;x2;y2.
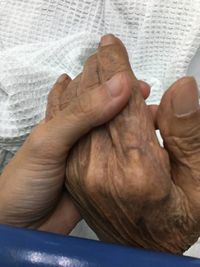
47;36;200;254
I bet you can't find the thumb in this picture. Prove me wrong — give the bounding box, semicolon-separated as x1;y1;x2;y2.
157;77;200;193
29;71;133;159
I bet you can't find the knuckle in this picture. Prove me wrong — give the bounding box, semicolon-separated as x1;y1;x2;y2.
77;93;92;115
81;55;100;91
48;82;58;97
84;54;97;68
47;87;59;105
102;45;125;64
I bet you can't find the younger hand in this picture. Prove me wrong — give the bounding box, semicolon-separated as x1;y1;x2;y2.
0;66;134;233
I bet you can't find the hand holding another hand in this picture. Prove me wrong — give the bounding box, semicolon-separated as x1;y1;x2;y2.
0;35;149;234
0;42;142;233
1;33;200;256
63;34;200;254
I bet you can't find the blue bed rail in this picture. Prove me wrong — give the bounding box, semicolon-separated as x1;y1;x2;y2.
0;225;200;267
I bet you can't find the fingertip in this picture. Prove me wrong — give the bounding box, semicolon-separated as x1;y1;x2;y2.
138;80;151;99
56;73;71;84
46;74;72;122
100;34;116;46
171;76;199;116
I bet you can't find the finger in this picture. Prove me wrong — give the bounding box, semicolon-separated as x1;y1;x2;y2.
80;51;150;99
157;77;200;195
138;80;151;100
99;35;151;103
97;34;158;153
34;71;133;159
45;74;71;121
98;34;132;82
79;54;99;92
60;73;82;110
78;34;130;95
148;104;158;128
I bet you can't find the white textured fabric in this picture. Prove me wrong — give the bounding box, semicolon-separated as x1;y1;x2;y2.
0;0;200;169
0;0;200;256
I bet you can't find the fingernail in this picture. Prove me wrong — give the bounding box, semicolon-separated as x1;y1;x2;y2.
57;74;68;83
172;77;199;116
106;73;124;97
100;34;116;46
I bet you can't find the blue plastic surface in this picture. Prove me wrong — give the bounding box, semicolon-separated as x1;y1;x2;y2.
0;224;200;267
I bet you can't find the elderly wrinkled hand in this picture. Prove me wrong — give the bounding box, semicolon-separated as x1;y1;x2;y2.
61;34;200;254
0;44;140;233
